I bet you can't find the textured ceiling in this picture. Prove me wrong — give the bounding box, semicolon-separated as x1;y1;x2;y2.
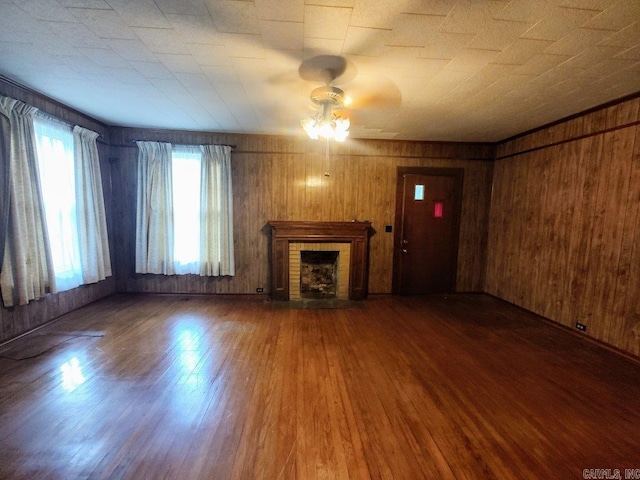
0;0;639;142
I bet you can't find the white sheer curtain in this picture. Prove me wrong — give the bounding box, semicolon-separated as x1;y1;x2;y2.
73;125;112;284
0;96;56;307
0;100;10;272
135;141;174;274
200;145;234;276
33;114;83;291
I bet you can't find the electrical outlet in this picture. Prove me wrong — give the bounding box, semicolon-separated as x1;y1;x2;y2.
256;287;264;293
575;322;587;332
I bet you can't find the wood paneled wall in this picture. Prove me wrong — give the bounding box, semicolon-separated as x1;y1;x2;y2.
0;77;116;343
487;95;640;356
108;128;494;296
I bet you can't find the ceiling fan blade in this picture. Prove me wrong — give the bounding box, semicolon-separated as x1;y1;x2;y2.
267;70;300;86
346;76;403;110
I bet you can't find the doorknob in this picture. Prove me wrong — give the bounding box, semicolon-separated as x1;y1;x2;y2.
402;239;409;245
402;249;408;254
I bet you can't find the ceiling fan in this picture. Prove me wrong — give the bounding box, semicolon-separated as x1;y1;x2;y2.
296;55;402;142
298;55;353;142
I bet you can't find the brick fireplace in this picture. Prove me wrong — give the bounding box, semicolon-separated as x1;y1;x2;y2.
268;221;373;301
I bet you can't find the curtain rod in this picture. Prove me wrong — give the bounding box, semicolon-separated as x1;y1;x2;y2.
132;140;236;150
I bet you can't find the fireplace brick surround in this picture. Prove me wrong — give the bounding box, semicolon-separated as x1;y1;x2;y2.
268;221;373;301
290;243;350;300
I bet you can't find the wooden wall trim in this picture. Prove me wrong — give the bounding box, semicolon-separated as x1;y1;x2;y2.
111;143;493;160
109;127;496;161
498;91;640;145
495;120;640;160
496;94;640;159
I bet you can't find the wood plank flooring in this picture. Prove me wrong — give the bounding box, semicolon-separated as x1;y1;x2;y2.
0;294;639;479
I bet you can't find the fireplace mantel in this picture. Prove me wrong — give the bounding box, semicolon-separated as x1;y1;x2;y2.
268;221;373;301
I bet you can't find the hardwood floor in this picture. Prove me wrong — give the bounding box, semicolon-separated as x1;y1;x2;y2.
0;294;639;479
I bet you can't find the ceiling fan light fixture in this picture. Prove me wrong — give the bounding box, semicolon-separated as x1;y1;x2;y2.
302;85;350;142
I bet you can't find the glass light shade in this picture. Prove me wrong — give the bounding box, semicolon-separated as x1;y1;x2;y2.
301;117;319;140
318;121;335;139
334;117;350;141
301;110;349;142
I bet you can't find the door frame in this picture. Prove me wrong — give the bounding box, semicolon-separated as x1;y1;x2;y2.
392;167;464;295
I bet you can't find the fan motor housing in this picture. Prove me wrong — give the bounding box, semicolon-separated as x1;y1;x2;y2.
310;86;345;107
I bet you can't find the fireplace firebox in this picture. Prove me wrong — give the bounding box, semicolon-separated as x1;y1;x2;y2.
300;250;339;298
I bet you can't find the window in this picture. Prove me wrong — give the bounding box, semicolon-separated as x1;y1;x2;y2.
33;116;83;291
135;141;234;277
172;146;202;274
32;114;111;292
0;94;110;307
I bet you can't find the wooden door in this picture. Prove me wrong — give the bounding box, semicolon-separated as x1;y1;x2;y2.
393;168;463;295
